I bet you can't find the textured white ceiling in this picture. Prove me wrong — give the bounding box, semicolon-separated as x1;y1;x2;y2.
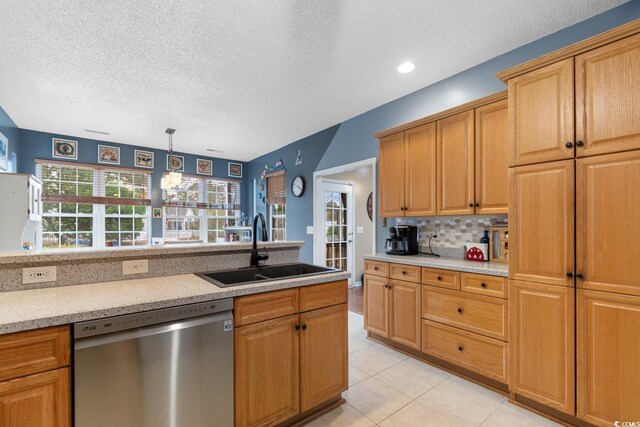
0;0;627;161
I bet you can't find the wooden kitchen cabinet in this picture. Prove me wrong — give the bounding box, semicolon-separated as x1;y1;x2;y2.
379;123;437;217
364;274;389;337
577;150;640;297
300;304;348;412
475;99;509;214
577;290;640;426
437;110;475;215
235;315;300;427
388;280;421;350
509;160;574;287
576;33;640;158
508;58;575;166
0;368;70;427
234;281;348;427
510;280;575;415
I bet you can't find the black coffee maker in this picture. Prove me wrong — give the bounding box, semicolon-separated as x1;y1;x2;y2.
385;225;418;255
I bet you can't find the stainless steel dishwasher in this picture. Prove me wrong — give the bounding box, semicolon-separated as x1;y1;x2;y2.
74;299;234;427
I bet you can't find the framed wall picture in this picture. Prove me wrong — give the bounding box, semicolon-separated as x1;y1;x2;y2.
152;208;162;219
52;138;78;160
166;154;184;172
134;150;154;169
0;131;8;171
228;162;242;178
197;158;213;176
98;145;120;165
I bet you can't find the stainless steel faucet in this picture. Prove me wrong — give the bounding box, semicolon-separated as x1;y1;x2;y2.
250;213;269;267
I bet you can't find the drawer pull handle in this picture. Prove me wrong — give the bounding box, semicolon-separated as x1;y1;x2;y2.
458;346;463;352
437;276;442;281
457;307;463;314
480;283;487;288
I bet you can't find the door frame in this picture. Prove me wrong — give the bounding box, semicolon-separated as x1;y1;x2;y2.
313;158;377;284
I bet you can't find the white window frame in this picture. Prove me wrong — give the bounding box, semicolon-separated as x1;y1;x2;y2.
270;203;286;241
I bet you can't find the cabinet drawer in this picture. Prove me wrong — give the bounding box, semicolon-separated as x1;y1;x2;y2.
0;326;70;382
422;287;508;341
461;273;508;299
364;260;389;277
234;288;299;327
422;320;508;384
299;281;348;312
389;263;421;283
422;268;460;290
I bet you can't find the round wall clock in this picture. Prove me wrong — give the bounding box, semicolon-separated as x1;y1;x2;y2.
291;176;305;197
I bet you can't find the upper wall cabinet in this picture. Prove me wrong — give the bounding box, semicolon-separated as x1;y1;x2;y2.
575;33;640;158
475;100;509;214
437;110;475;215
379;123;437;217
376;92;508;218
508;58;575;167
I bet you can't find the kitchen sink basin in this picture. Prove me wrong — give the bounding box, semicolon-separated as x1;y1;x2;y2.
197;263;340;288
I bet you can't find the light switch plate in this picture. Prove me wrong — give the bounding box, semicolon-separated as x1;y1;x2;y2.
356;226;364;234
122;259;149;275
23;266;57;284
306;226;314;235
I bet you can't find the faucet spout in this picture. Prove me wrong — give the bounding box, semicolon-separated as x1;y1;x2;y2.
250;213;269;267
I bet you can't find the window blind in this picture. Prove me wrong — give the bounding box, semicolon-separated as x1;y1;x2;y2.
162;175;200;208
162;174;241;210
36;160;152;207
267;171;286;205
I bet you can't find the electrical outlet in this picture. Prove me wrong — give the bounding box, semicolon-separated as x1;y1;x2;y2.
122;259;149;275
23;266;57;284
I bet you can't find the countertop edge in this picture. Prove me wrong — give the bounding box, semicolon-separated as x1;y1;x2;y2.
364;254;508;277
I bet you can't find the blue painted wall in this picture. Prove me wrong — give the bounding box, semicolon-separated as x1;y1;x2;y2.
245;125;340;262
18;129;247;238
250;0;640;261
0;106;20;173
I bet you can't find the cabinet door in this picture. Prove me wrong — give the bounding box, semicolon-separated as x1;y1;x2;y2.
299;304;348;412
577;151;640;296
235;315;299;427
508;58;574;166
475;99;509;214
379;132;405;217
509;160;574;286
576;33;640;158
511;280;575;415
405;122;437;216
437;110;475;215
577;290;640;426
388;280;421;349
364;275;388;337
0;368;70;427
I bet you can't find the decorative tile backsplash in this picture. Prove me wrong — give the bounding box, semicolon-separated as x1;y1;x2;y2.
396;215;508;257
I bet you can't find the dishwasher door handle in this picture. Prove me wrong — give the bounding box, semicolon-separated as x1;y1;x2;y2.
74;311;232;350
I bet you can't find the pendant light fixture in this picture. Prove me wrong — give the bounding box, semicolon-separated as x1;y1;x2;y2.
161;128;182;189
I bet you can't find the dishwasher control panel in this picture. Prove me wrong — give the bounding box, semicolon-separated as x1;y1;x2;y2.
74;298;233;338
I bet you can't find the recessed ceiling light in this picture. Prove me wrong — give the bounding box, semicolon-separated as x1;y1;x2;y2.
397;62;415;74
206;148;224;154
84;129;110;135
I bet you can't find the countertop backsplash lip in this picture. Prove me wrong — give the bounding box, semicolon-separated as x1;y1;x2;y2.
364;253;508;277
0;270;350;335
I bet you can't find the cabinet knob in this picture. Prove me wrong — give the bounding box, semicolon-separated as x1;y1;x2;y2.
402;271;406;275
576;273;584;279
295;324;300;331
388;285;392;289
566;272;574;278
475;203;479;207
468;203;473;207
576;140;584;147
302;324;307;330
374;266;378;270
565;141;573;148
480;283;487;288
457;307;463;314
458;346;463;352
437;276;442;281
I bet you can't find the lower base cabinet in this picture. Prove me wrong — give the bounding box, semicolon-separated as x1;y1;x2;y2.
234;282;348;427
510;280;575;415
577;290;640;426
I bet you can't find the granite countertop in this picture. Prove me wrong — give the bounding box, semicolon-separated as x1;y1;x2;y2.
365;253;508;277
0;241;305;265
0;270;350;335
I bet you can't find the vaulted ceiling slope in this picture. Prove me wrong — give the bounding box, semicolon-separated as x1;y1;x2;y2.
0;0;627;161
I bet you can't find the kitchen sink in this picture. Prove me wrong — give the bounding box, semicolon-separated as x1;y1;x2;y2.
197;263;340;288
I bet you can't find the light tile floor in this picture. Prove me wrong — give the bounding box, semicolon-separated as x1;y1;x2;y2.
307;311;560;427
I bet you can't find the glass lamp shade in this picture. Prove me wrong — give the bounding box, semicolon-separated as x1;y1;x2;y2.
161;171;183;189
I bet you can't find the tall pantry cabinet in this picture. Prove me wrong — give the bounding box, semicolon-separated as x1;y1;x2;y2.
500;22;640;425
